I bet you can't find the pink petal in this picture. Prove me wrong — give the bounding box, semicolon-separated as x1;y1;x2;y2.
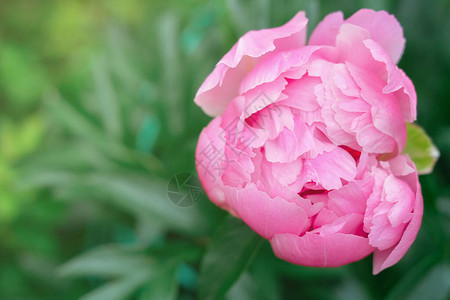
264;119;316;163
334;23;373;67
367;173;416;250
347;62;406;154
313;208;338;229
246;104;294;140
390;69;417;123
239;46;321;94
242;76;288;117
384;154;416;177
308;147;357;190
369;209;407;251
264;128;300;163
194;12;308;116
372;172;423;274
195;117;228;208
271;232;374;267
346;9;405;64
354;113;397;153
363;39;417;122
222;12;308;68
384;175;415;226
314;82;358;148
228;184;310;240
313;213;365;237
328;178;374;216
308;11;344;46
280;76;322;111
253;153;304;200
221;146;255;189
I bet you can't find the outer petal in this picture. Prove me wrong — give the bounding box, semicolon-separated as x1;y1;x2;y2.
372;171;423;274
308;11;344;46
227;184;310;240
271;232;374;267
239;45;321;94
195;117;228;209
194;12;308;116
346;62;406;154
346;9;405;64
364;39;417;122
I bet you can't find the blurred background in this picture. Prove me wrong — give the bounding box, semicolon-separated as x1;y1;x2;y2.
0;0;449;299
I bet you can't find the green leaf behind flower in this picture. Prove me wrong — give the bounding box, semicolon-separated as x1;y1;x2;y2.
198;216;263;300
403;123;439;174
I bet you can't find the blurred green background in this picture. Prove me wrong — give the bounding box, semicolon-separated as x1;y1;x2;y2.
0;0;449;299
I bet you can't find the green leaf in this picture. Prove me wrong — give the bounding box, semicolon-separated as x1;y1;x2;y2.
0;44;49;107
225;269;280;300
176;263;197;291
406;263;450;300
58;245;153;278
225;272;256;300
85;173;208;235
0;115;44;161
92;57;123;139
385;252;441;300
135;114;160;153
198;216;263;300
158;13;184;135
43;90;133;163
138;266;178;300
60;243;198;300
80;270;151;300
403;123;439;174
334;276;370;300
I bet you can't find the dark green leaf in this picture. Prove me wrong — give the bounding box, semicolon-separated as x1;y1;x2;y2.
385;253;441;300
80;270;151;300
139;266;178;300
92;58;123;139
406;263;450;300
58;245;153;278
198;216;263;300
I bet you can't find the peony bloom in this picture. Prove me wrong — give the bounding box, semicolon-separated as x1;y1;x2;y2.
194;9;422;274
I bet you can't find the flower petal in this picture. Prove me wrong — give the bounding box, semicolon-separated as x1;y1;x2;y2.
328;178;374;216
228;184;310;239
308;147;357;190
346;9;405;64
195;117;228;208
271;232;374;267
372;176;423;274
309;11;344;46
194;12;308;116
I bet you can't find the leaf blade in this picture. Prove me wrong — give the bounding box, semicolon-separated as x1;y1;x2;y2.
403;123;439;174
198;216;263;300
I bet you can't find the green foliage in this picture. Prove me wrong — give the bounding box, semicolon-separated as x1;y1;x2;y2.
0;0;449;299
198;216;263;300
404;123;439;174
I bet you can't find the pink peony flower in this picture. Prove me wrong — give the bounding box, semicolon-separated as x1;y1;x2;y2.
194;9;422;274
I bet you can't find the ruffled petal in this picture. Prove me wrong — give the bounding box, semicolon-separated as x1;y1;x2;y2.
308;147;357;190
194;12;308;116
372;175;422;274
346;9;405;64
308;11;344;46
328;178;374;216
